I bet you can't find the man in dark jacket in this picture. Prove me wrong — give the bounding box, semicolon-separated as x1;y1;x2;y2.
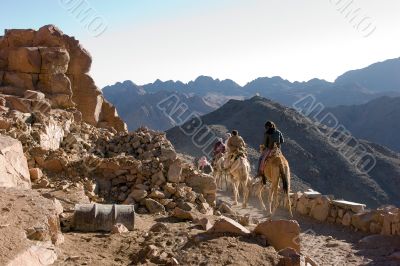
257;121;284;182
263;121;284;150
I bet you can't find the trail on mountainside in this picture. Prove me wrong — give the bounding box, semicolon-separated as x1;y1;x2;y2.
217;190;400;266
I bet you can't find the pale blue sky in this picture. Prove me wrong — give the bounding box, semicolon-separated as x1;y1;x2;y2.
1;0;400;87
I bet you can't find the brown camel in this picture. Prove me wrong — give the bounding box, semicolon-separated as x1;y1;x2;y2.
224;154;251;207
262;144;293;216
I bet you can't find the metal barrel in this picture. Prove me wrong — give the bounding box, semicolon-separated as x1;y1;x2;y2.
73;204;135;232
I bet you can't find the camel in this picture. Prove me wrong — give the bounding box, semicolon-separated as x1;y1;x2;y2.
213;155;230;191
224;153;251;207
261;144;293;216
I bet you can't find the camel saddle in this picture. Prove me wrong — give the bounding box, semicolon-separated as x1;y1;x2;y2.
230;149;247;162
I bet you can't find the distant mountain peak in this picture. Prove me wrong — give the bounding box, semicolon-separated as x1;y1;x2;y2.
335;57;400;92
103;80;145;95
194;75;216;82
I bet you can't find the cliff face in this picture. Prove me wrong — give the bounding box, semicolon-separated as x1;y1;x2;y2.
0;25;126;132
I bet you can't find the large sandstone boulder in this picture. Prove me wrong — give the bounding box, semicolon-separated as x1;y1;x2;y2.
0;135;31;188
167;160;182;183
0;188;62;265
3;71;36;91
253;219;300;252
172;207;202;221
33;25;63;47
70;74;103;126
37;73;72;95
64;40;92;74
39;47;69;74
0;24;127;132
8;47;41;73
98;100;127;132
144;198;165;214
310;196;330;222
4;29;35;47
208;216;250;235
185;173;217;205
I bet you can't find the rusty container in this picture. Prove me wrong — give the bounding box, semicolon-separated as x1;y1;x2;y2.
73;204;135;232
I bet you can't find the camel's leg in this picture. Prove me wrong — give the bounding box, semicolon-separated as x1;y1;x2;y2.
224;173;230;192
237;183;241;200
257;185;267;210
221;172;225;190
232;181;239;206
270;177;280;215
272;188;279;215
269;186;279;215
226;174;230;192
242;181;249;208
267;185;273;215
228;177;233;194
217;171;222;190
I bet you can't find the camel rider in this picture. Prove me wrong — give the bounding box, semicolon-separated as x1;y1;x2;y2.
227;130;246;159
257;121;284;182
212;138;226;165
198;156;212;174
224;133;231;153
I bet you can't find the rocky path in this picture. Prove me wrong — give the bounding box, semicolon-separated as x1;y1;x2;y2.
55;214;282;266
51;189;400;266
217;190;400;266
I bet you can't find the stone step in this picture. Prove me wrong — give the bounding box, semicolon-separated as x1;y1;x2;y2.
332;200;366;213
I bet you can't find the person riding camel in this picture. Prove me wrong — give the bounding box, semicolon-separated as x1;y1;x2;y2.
224;133;231;153
257;121;284;183
198;156;213;174
212;138;226;166
227;130;246;159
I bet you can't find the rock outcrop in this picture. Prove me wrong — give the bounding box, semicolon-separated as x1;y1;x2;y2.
208;216;250;235
0;101;217;218
91;127;217;213
0;188;63;265
0;25;126;132
0;135;30;188
254;220;300;253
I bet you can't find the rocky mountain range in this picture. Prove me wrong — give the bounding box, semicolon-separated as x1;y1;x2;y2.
324;96;400;152
103;81;215;131
104;58;400;132
167;96;400;208
335;57;400;93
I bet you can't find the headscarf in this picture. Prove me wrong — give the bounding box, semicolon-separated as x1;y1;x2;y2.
198;156;208;168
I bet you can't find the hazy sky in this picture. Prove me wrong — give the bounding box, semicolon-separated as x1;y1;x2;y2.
1;0;400;87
